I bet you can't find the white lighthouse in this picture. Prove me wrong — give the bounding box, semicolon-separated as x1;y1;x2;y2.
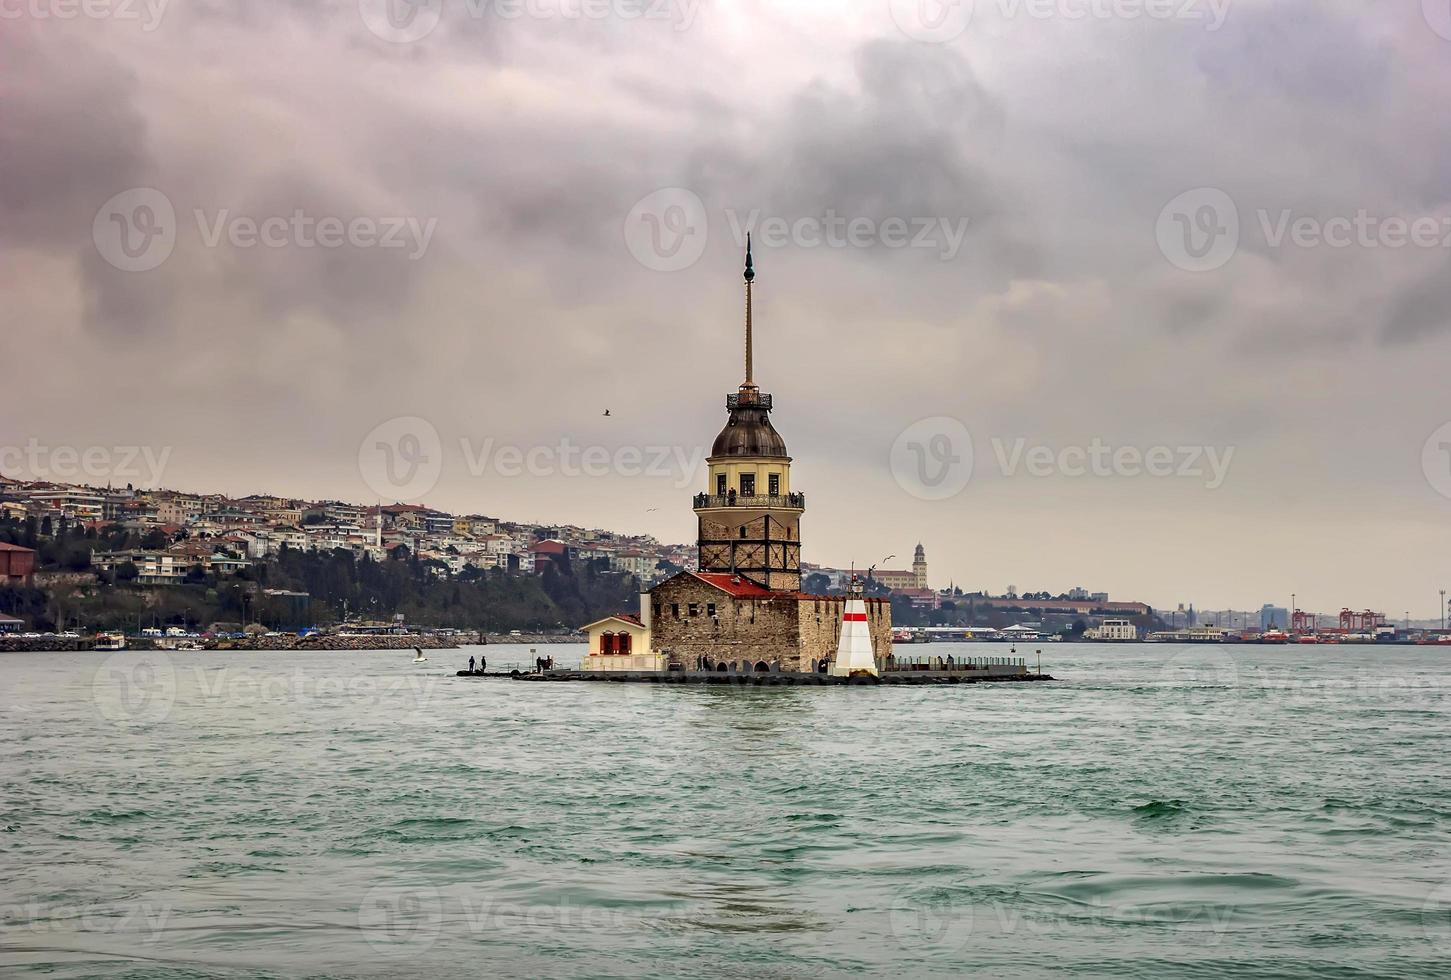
830;578;879;677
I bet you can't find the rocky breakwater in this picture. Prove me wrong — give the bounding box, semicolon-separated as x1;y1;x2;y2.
0;636;89;653
482;633;583;645
207;634;461;652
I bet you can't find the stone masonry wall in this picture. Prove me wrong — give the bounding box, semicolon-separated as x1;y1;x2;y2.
649;576;803;670
795;597;893;672
646;575;893;673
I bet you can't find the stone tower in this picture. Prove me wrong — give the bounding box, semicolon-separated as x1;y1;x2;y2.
693;236;804;592
912;542;928;590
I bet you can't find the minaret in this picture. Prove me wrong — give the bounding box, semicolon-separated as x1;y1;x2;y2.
692;239;804;592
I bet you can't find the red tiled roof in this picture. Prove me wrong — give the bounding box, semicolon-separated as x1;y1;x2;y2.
689;571;778;598
0;542;35;553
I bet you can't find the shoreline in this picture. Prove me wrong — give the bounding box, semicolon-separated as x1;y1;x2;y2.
0;633;584;653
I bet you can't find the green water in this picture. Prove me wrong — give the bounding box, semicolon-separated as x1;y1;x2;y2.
2;643;1450;978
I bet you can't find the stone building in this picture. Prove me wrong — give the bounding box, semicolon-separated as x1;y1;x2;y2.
637;238;893;672
648;570;890;673
854;543;929;593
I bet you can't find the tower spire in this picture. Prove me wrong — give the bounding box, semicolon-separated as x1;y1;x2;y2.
743;234;755;389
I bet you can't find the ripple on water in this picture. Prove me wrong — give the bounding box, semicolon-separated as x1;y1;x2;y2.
5;644;1451;978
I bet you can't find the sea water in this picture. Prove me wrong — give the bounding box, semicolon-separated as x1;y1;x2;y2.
2;643;1449;978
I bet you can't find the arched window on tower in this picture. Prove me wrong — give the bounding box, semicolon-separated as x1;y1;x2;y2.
618;633;632;655
601;633;615;655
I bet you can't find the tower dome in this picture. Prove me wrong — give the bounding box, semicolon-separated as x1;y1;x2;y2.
711;394;788;458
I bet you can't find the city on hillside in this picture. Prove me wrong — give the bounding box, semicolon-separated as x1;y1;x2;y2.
0;474;1165;639
5;475;1437;646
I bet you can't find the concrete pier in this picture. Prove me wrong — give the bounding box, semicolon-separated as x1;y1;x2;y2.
455;669;1053;685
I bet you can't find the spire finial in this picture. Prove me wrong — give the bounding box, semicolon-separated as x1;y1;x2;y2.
743;234;755;388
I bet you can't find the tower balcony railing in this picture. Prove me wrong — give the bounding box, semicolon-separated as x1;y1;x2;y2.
693;492;805;510
726;392;772;411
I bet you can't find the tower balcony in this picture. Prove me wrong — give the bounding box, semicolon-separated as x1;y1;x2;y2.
693;491;805;512
726;392;772;411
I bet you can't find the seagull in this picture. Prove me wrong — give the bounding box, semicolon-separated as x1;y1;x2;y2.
645;507;659;513
603;409;612;417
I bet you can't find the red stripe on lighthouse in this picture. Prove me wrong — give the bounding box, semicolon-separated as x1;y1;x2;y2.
843;612;868;621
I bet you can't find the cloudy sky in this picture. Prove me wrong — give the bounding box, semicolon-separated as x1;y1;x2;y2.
5;0;1451;615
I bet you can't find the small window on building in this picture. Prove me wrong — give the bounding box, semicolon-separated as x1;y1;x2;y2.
653;602;661;620
739;526;747;539
768;474;780;496
707;602;716;617
716;473;727;496
688;603;699;616
740;474;755;496
671;603;679;619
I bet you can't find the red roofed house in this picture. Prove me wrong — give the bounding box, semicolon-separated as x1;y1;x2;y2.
0;542;36;586
528;539;574;571
579;612;660;672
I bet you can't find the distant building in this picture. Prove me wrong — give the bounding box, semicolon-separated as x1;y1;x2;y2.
972;595;1151;617
819;546;928;594
0;542;36;585
1260;605;1288;630
91;549;186;585
25;487;104;521
912;543;928;589
263;590;312;630
0;614;23;633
